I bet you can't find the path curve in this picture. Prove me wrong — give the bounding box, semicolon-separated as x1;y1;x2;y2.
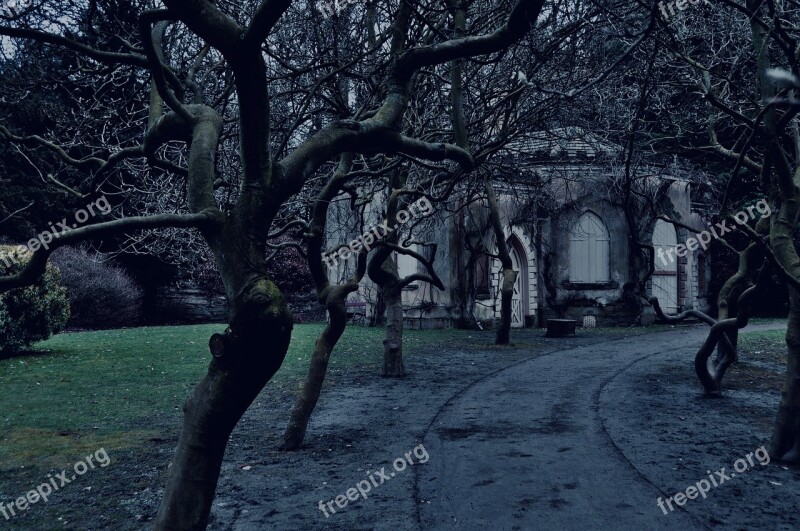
417;325;785;530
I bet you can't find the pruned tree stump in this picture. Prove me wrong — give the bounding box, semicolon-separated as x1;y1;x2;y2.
546;319;577;338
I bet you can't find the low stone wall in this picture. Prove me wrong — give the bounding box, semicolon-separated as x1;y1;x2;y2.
149;287;229;325
148;287;325;326
290;296;326;323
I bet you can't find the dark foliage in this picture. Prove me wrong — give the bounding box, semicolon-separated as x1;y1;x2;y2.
51;247;142;329
0;245;69;354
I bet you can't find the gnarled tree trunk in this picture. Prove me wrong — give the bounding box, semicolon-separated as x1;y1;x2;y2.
144;100;298;529
367;183;445;377
713;238;763;364
382;281;406;377
771;289;800;460
744;0;800;462
652;245;765;397
155;276;293;530
367;162;445;377
370;237;444;377
281;284;356;449
367;168;412;378
281;155;369;449
691;270;764;396
484;177;516;345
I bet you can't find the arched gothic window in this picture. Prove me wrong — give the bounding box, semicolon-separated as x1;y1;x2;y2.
568;211;610;282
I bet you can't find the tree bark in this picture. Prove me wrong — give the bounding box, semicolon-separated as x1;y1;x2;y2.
742;0;800;462
281;285;352;449
650;293;737;393
766;142;800;461
367;216;443;377
484;177;516;345
155;277;293;530
771;289;800;461
714;240;761;363
446;0;482;332
281;154;365;450
382;282;406;377
496;268;517;344
692;274;762;396
366;165;444;378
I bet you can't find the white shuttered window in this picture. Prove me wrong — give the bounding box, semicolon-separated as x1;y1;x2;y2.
568;212;610;283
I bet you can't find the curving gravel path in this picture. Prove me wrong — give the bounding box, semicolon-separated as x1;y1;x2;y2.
418;324;797;531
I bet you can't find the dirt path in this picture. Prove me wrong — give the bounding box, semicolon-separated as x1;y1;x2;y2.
420;324;797;530
211;324;797;531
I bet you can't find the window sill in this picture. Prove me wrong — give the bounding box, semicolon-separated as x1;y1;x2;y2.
562;281;619;290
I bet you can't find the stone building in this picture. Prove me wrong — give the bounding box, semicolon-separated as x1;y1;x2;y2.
326;128;710;329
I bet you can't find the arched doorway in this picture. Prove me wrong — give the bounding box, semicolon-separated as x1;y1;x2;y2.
495;235;529;328
652;219;679;313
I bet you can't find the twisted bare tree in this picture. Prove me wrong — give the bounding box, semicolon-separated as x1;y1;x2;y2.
651;0;800;460
0;0;548;527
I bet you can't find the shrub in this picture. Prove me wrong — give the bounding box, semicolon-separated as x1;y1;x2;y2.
265;235;319;321
0;245;70;355
50;247;142;329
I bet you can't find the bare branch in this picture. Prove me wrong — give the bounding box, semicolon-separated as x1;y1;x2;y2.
0;211;220;290
244;0;292;48
0;25;149;67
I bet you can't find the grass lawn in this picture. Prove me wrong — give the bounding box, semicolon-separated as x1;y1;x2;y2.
737;328;787;371
739;328;786;348
721;328;788;395
0;323;485;473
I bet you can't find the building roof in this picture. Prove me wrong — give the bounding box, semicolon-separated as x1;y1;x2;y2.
504;127;622;162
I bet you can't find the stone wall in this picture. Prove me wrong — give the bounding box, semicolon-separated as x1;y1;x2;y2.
149;287;229;325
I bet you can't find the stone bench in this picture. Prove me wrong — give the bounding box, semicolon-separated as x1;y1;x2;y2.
545;319;577;338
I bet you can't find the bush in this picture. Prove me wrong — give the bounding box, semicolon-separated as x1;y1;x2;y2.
50;247;142;329
0;245;70;355
265;235;319;322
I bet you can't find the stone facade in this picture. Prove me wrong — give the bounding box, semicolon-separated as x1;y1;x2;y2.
326;129;711;328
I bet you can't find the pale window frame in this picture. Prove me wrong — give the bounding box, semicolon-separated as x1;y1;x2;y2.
568;211;610;283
